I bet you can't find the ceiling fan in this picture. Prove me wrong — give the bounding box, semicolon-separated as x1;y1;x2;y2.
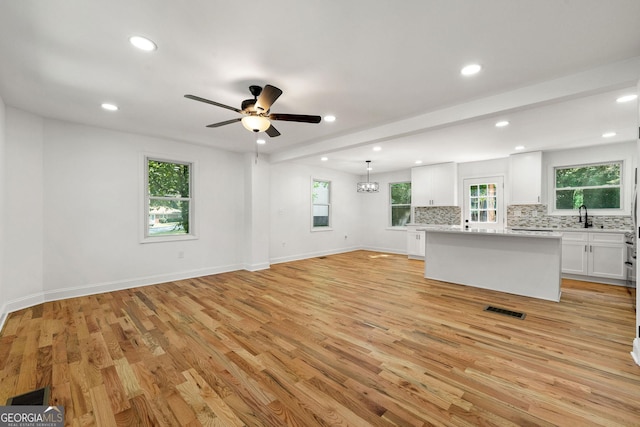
184;85;322;137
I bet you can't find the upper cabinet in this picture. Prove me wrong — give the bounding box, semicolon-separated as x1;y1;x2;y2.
411;162;457;207
509;151;542;204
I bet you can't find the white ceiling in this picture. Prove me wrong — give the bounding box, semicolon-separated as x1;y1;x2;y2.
0;1;639;175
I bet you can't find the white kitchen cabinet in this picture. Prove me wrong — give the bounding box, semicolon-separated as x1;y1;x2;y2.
407;229;426;259
561;231;626;280
588;233;626;279
561;232;589;275
411;162;457;207
509;151;542;204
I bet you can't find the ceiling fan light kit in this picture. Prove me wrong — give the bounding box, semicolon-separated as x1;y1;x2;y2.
241;115;271;132
357;160;380;193
185;84;321;137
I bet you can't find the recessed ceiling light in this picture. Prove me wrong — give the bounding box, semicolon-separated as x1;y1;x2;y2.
256;139;266;145
324;115;336;122
514;145;525;151
495;120;509;128
320;156;328;161
373;146;382;151
129;35;157;52
602;132;616;138
101;103;118;111
415;160;423;164
461;64;481;76
616;94;637;103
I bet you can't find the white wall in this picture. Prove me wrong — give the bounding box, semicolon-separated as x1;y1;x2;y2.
0;95;5;322
269;162;363;263
360;169;411;254
4;108;44;310
2;112;247;316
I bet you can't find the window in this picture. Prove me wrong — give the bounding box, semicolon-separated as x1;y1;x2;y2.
554;162;621;210
312;179;331;228
145;157;193;239
390;182;411;226
469;183;497;223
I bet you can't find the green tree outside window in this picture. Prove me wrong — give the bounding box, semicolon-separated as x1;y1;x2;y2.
390;182;411;226
555;162;621;210
147;159;192;236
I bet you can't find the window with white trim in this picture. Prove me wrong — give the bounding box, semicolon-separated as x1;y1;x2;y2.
312;179;331;228
554;162;621;210
145;157;193;239
390;182;411;226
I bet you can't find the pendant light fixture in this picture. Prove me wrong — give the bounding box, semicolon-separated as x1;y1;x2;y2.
357;160;380;193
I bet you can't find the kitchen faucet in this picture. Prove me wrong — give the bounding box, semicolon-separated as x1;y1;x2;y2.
578;204;590;228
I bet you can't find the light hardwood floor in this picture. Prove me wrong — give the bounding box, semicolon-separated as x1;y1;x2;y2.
1;250;639;426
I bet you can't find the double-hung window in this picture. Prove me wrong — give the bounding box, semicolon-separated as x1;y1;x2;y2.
554;162;621;210
390;182;411;226
145;157;194;240
312;179;331;228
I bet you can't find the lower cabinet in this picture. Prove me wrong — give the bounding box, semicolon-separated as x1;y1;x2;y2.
562;233;589;275
407;229;426;259
561;232;626;280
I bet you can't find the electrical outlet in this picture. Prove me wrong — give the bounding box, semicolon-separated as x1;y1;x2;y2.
531;210;538;217
514;209;521;217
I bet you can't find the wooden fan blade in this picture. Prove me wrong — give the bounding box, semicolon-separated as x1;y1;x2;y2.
206;118;241;128
185;94;241;113
265;124;281;137
255;85;283;112
269;113;322;123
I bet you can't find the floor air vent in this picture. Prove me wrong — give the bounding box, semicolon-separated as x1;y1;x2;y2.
6;386;50;405
484;305;526;320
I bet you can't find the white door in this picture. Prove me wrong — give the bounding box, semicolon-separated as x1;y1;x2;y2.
463;177;504;230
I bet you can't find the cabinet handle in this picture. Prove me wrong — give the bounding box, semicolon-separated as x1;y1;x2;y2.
590;245;593;253
584;245;587;252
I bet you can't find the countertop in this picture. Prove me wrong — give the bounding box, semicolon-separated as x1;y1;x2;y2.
415;225;562;239
407;224;631;234
508;227;631;234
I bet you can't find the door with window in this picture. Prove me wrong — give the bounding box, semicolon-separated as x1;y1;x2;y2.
463;177;504;230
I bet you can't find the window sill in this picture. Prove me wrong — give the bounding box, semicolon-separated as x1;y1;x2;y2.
141;234;198;244
386;226;408;231
311;227;333;232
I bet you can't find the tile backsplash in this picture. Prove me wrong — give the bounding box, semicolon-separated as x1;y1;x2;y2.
414;204;632;230
414;206;461;225
507;204;633;230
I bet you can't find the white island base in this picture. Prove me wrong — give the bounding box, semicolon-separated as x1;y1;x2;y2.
424;229;562;302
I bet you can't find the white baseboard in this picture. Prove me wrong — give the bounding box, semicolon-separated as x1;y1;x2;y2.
632;338;640;366
269;246;361;265
0;263;242;333
360;245;406;256
243;262;271;272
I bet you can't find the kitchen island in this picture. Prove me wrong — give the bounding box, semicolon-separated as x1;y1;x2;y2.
422;227;562;302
